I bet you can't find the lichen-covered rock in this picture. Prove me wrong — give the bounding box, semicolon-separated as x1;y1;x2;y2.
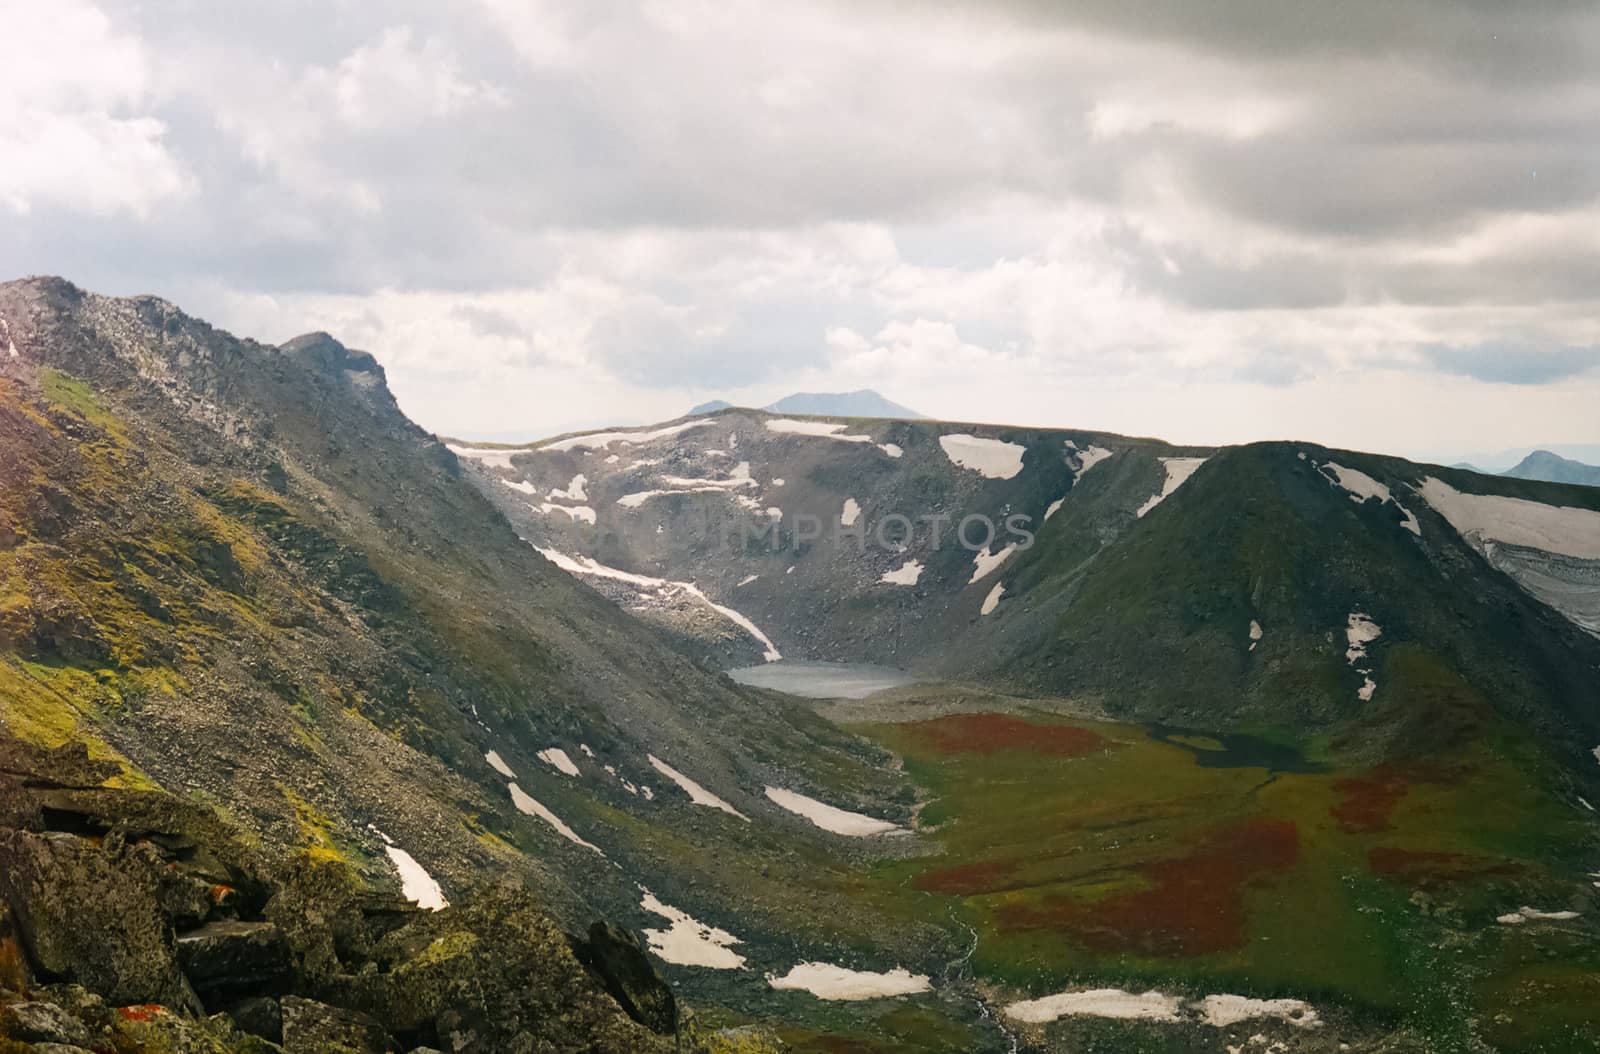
357;886;673;1054
222;996;282;1045
569;921;677;1035
177;921;292;1007
0;1000;92;1046
280;996;396;1054
0;830;198;1011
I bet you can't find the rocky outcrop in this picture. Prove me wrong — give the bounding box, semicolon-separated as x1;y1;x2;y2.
0;732;682;1054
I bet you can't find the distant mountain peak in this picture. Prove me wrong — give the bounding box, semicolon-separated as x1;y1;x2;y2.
1503;449;1600;488
688;389;922;420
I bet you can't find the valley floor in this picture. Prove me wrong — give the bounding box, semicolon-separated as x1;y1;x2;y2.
687;676;1600;1054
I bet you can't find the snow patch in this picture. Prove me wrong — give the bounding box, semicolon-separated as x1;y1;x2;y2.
535;546;781;660
1074;444;1115;475
381;839;448;911
1320;462;1420;535
447;445;520;470
537;748;580;777
841;498;861;527
1346;612;1382;701
879;442;904;458
880;560;923;586
485;751;517;779
1044;497;1065;521
1249;619;1263;651
1136;457;1208;518
981;582;1005;615
970;543;1018;583
767;963;929;1000
500;479;537;495
1419;477;1600;560
1497;906;1580;924
1346;612;1381;663
639;889;746;969
648;756;749;820
1006;988;1183;1024
537;503;596;524
508;783;604;855
541;421;709;452
765;419;870;442
549;474;588;501
1196;996;1320;1029
764;787;900;836
939;434;1026;479
737;574;759;587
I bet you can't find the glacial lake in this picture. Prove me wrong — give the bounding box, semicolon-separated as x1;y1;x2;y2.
727;661;918;700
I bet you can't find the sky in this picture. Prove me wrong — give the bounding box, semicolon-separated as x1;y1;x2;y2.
2;0;1598;461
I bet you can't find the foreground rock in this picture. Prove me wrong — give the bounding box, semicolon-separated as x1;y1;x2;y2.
0;734;681;1053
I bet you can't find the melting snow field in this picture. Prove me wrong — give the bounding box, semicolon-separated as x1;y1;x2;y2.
1006;988;1183;1024
1497;906;1581;924
376;834;448;911
447;445;520;470
534;546;781;661
1419;477;1600;560
484;750;517;778
536;503;596;524
549;474;588;501
1249;619;1264;651
970;543;1018;583
880;559;923;586
1346;612;1381;663
763;787;900;836
1196;995;1320;1029
879;442;904;458
639;890;747;969
841;497;862;526
508;783;605;855
1346;612;1382;701
1004;988;1321;1029
765;419;871;442
1136;457;1208;518
1073;443;1115;475
767;963;930;1000
541;421;709;452
1320;462;1421;535
538;747;580;777
648;756;749;820
939;433;1026;479
981;582;1005;615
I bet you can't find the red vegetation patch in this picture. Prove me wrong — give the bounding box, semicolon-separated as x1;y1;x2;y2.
1330;763;1467;834
914;859;1020;896
1368;847;1519;890
1331;767;1411;833
116;1004;167;1022
907;713;1105;757
998;819;1299;958
209;883;236;906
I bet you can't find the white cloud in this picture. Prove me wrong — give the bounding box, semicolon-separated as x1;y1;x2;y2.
0;0;189;216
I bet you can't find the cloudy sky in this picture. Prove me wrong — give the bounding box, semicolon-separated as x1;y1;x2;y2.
4;1;1598;460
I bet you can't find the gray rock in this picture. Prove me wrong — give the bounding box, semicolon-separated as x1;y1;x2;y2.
178;919;292;1005
0;829;198;1011
0;999;92;1046
281;995;397;1054
225;995;284;1044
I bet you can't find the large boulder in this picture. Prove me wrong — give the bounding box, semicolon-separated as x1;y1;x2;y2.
176;920;293;1007
0;829;198;1011
569;921;677;1035
356;886;672;1054
280;995;397;1054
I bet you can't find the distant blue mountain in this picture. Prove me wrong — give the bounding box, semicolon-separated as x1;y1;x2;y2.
689;389;922;420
